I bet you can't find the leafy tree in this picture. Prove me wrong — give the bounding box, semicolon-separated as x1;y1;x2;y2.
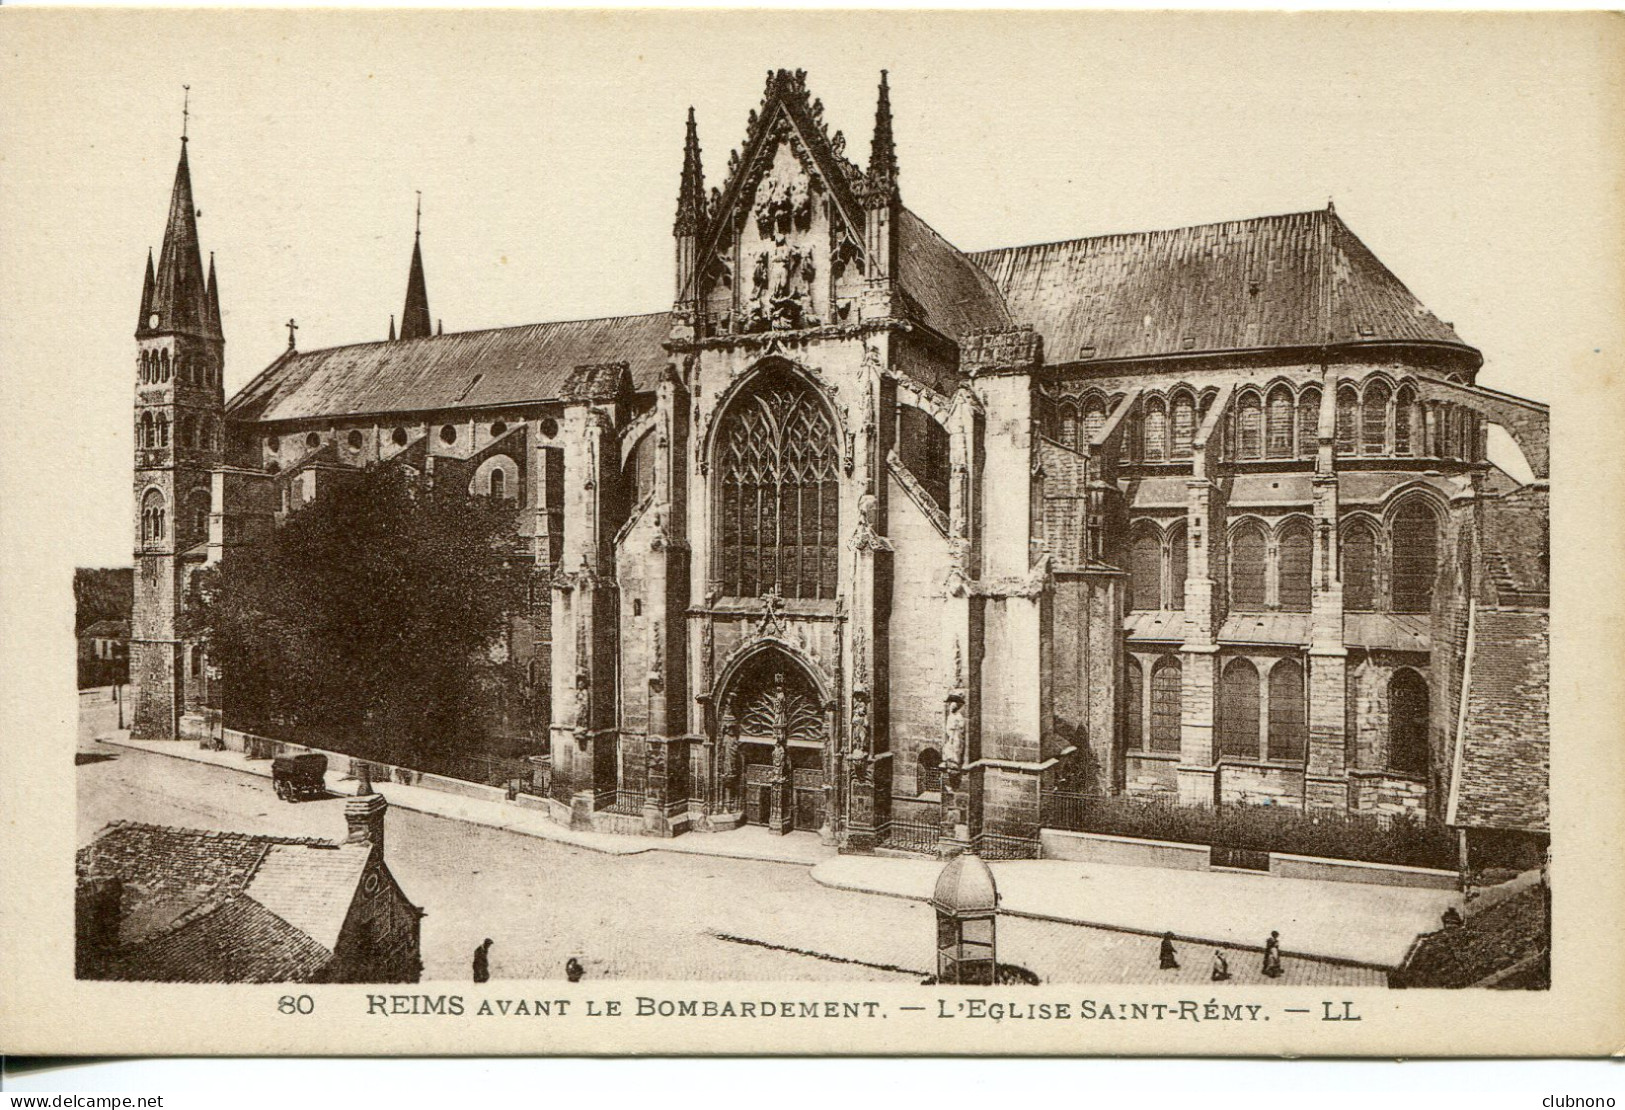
74;567;133;634
194;466;524;765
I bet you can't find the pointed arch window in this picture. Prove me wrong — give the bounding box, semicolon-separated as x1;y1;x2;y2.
1389;670;1430;777
1363;381;1391;454
1057;402;1079;449
1083;399;1107;446
1149;657;1182;753
1123;657;1144;751
1266;385;1295;458
714;368;840;600
1167;521;1187;611
1143;400;1167;461
1230;522;1267;610
1336;386;1359;454
1268;659;1307;762
1236;393;1263;460
1129;524;1163;611
1391;500;1439;613
1297;387;1321;458
1394;385;1418;455
1341;519;1378;611
1277;521;1313;612
1219;657;1261;759
1170;393;1196;460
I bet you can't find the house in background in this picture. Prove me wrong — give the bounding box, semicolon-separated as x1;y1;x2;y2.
76;794;422;983
77;619;130;690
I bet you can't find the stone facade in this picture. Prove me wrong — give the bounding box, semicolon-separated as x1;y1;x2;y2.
131;68;1550;859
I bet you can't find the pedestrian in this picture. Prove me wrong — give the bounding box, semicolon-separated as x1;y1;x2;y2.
1262;930;1283;978
565;956;585;983
472;938;493;984
1211;950;1230;982
1158;932;1179;971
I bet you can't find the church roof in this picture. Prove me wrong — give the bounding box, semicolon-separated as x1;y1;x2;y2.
897;206;1012;339
228;312;671;424
968;208;1475;366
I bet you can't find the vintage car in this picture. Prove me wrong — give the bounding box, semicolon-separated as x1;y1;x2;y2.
271;752;328;802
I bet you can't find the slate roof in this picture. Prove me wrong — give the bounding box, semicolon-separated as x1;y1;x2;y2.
968;208;1473;366
1451;609;1549;832
1345;613;1432;653
76;821;375;983
81;620;131;640
228;313;671;425
896;206;1012;340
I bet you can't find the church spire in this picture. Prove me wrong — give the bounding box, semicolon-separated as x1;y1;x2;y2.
204;252;223;338
867;70;898;197
147;130;211;337
137;248;156;336
674;107;706;236
388;314;397;342
399;192;432;341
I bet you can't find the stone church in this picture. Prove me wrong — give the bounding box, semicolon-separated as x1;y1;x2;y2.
129;69;1549;862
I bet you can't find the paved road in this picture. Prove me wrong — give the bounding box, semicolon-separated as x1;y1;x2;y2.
77;724;1381;987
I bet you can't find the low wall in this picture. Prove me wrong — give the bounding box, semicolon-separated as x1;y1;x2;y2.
1270;853;1458;890
1039;828;1212;871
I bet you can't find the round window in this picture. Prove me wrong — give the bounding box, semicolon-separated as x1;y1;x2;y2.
306;432;321;449
540;417;559;438
392;427;409;446
491;421;508;438
266;436;280;452
440;425;458;445
347;430;364;450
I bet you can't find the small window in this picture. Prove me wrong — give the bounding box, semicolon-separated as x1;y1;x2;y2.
1277;522;1313;612
491;421;508;438
1336;387;1358;454
1342;520;1378;611
1219;657;1261;759
1389;670;1430;777
347;430;364;450
540;417;559;438
1296;387;1320;458
1170;394;1195;460
1266;386;1295;458
306;432;321;450
267;436;280;452
440;425;458;445
1236;394;1263;460
392;427;409;446
1268;659;1307;762
489;468;506;499
1362;381;1391;454
917;748;942;794
1230;523;1267;610
1149;657;1181;753
1123;658;1144;751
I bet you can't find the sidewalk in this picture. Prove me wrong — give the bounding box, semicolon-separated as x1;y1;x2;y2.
811;854;1453;969
97;733;835;866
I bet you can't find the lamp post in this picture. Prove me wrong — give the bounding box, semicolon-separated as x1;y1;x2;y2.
932;851;999;985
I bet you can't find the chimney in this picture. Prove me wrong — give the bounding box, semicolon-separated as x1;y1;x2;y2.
76;877;123;976
345;793;388;853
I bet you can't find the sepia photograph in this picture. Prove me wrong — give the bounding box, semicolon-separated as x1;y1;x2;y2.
3;8;1620;1062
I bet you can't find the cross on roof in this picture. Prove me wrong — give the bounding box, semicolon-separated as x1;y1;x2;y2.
286;318;299;349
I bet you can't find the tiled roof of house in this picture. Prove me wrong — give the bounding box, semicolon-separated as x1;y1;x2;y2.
228;312;672;424
1452;609;1549;832
76;821;373;982
968;208;1473;366
81;620;131;640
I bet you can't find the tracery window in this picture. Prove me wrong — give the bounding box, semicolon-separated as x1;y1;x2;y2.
1236;393;1263;460
1123;657;1144;750
1167;521;1187;612
1129;525;1162;611
1083;400;1107;445
1277;521;1313;612
1149;657;1182;753
1142;400;1167;461
1266;385;1295;458
1219;657;1261;759
1363;380;1391;454
1388;670;1430;777
1336;386;1359;454
1230;522;1267;610
1394;385;1417;456
1267;659;1306;762
715;369;840;600
1341;519;1378;611
1391;500;1439;614
1297;387;1321;458
1170;393;1195;460
1057;402;1079;449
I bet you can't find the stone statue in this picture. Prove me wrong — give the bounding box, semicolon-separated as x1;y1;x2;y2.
720;707;742;811
943;692;967;771
847;687;871;763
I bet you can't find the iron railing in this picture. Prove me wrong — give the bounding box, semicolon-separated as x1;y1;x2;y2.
881;818;940;856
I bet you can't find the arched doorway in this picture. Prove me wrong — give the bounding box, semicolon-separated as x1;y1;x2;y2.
716;647;829;834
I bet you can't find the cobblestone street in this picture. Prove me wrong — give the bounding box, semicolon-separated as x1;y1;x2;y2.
78;726;1381;987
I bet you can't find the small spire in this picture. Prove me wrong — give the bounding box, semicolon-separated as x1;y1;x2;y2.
399;195;432;340
205;251;223;338
1327;196;1337;215
137;248;156;335
868;70;898;194
388;314;396;342
437;318;443;336
675;107;706;236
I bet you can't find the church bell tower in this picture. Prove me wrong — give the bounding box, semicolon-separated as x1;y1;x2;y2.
131;101;225;740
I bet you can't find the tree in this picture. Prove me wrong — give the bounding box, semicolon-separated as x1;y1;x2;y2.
194;466;523;765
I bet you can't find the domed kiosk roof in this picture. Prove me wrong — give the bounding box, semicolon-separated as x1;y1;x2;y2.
931;852;998;915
